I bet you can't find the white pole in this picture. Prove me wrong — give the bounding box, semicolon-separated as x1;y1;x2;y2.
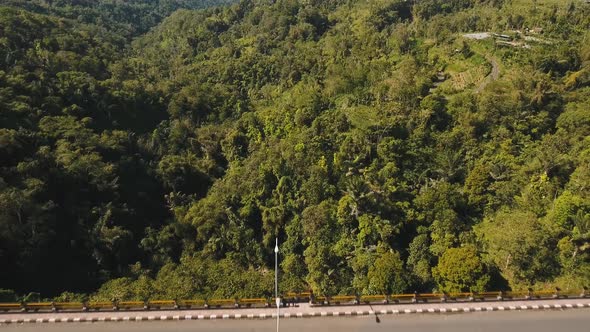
276;298;280;332
275;238;278;298
275;238;279;332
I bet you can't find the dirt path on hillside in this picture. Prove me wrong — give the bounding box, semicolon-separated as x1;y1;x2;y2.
477;56;500;93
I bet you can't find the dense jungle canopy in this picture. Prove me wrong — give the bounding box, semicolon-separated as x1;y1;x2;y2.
0;0;589;301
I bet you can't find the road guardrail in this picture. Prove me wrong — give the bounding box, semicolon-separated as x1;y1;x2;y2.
1;288;587;313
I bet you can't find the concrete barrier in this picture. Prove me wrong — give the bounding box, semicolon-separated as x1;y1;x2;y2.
1;301;589;325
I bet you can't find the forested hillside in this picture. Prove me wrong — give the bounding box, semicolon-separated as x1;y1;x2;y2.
1;0;589;301
1;0;238;38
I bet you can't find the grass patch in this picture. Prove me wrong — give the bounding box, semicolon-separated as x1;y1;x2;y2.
339;102;382;129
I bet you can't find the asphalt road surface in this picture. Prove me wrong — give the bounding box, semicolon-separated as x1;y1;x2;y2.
2;309;589;332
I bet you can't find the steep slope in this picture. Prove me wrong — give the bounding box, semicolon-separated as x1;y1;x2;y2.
100;0;590;297
1;0;238;38
1;0;589;299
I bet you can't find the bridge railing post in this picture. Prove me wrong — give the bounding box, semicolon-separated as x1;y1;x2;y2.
553;287;561;299
112;299;119;311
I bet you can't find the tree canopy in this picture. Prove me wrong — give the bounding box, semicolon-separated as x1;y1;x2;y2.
1;0;590;300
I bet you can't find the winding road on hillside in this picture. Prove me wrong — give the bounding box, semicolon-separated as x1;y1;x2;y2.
461;32;501;93
476;56;500;93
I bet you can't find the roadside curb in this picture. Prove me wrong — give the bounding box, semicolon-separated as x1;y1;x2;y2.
1;302;589;325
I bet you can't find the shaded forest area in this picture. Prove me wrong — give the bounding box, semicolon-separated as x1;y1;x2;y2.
0;0;589;302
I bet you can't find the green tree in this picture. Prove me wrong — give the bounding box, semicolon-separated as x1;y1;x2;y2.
367;248;407;295
432;245;489;292
476;210;559;287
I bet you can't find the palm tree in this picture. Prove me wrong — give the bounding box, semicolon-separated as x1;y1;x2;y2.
571;210;590;259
